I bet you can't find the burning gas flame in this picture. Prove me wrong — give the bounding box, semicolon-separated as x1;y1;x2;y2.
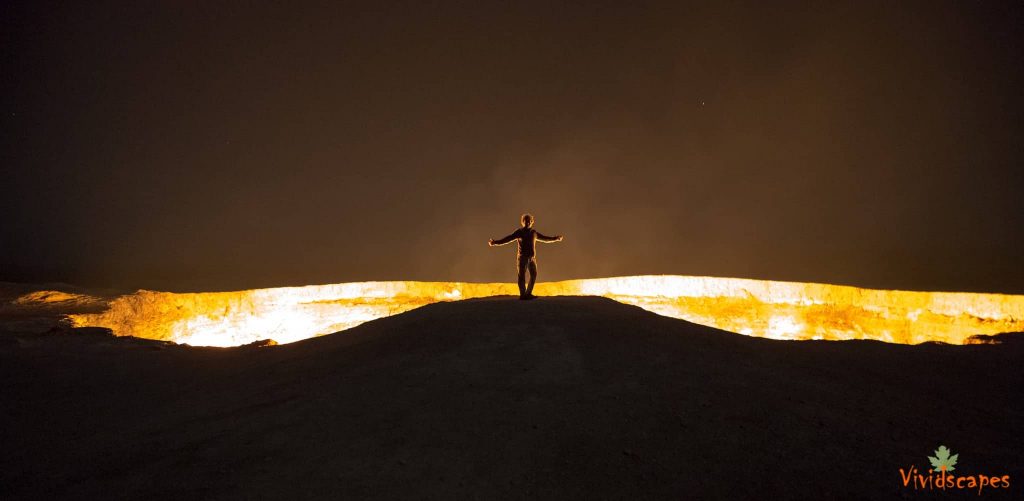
64;276;1024;347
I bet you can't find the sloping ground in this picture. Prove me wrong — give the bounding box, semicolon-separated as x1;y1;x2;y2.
1;297;1021;500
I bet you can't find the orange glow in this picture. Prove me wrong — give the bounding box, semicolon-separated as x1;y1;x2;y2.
66;276;1024;347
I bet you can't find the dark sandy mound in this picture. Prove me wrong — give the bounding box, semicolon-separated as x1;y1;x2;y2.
1;296;1022;500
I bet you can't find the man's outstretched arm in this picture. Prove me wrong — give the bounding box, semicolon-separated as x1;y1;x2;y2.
536;232;563;243
488;232;518;246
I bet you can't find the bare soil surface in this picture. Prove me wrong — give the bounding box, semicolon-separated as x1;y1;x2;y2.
1;296;1021;499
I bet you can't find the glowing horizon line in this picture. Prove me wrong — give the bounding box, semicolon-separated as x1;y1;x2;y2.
63;274;1024;347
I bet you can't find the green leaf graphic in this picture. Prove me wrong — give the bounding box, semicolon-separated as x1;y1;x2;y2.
927;445;958;472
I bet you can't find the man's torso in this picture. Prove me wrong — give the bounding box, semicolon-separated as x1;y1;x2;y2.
515;228;537;257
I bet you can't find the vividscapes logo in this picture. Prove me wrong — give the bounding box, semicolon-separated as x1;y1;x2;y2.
900;445;1012;495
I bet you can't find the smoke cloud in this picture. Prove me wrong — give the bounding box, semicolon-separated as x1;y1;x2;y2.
2;2;1022;293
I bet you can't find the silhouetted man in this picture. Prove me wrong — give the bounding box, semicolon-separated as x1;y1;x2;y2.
488;213;563;300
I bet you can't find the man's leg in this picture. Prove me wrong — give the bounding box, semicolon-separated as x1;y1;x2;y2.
517;257;528;298
526;258;538;297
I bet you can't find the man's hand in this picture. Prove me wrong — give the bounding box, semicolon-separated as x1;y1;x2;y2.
488;239;496;246
556;235;564;242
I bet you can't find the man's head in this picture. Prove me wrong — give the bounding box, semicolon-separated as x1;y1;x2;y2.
521;213;534;228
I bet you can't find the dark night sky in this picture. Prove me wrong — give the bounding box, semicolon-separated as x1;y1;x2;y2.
2;1;1022;293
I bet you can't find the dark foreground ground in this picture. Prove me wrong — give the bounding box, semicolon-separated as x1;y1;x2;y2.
1;296;1022;500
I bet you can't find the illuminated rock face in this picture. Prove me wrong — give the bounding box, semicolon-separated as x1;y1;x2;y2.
67;276;1024;347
